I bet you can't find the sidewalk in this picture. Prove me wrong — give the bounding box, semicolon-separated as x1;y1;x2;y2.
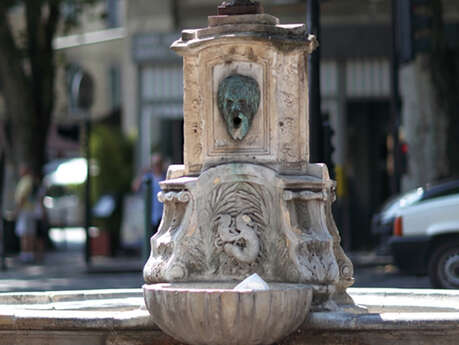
0;250;145;293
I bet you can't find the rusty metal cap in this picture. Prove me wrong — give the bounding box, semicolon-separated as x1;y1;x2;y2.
217;0;264;15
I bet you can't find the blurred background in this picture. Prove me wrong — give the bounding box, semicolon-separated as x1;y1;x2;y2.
1;0;459;289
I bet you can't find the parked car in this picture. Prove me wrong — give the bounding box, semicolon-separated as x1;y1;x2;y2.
42;158;86;228
372;179;459;289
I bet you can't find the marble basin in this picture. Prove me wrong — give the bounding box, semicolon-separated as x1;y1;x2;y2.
143;282;313;345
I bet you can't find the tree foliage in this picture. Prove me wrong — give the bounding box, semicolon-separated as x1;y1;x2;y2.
90;122;133;253
0;0;97;176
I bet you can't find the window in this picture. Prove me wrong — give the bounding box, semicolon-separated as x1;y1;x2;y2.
106;0;120;28
109;65;121;109
423;183;459;201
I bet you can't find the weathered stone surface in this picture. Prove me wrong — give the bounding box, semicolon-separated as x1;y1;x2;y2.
144;282;313;345
0;332;106;345
178;24;316;48
143;163;352;308
208;13;279;27
217;0;263;16
280;330;459;345
173;15;316;176
1;289;459;345
2;328;458;345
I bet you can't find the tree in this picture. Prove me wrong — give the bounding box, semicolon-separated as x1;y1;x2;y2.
0;0;96;176
429;0;459;177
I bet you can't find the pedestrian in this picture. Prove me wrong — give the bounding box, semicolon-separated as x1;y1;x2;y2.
132;153;165;236
149;154;165;235
33;177;48;263
13;164;37;263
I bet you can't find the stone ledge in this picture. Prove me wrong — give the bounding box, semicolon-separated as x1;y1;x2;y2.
208;14;279;27
306;311;459;331
1;288;459;329
0;289;141;306
172;28;318;55
1;288;459;344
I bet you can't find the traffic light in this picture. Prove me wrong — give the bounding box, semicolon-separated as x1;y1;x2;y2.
322;115;335;178
57;124;80;142
399;140;409;175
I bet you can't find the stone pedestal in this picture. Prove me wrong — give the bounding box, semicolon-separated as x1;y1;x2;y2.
143;13;354;310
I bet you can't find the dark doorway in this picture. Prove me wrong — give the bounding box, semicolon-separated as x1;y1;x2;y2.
346;100;391;250
160;119;184;164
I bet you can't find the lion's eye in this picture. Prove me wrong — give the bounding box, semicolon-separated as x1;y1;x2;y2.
226;100;233;107
239;100;246;107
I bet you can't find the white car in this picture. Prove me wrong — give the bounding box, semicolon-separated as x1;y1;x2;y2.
42;158;87;228
386;180;459;289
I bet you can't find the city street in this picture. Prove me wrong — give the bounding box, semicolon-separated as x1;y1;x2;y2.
353;263;431;289
0;228;144;293
0;252;144;293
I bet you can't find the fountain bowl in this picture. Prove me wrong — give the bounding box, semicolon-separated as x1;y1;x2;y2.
143;282;313;345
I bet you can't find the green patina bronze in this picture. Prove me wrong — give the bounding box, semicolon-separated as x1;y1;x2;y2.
217;74;260;141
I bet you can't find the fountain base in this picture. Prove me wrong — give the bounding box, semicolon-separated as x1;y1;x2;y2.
1;288;459;345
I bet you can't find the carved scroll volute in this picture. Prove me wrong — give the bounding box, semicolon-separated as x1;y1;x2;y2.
143;190;192;284
282;189;340;285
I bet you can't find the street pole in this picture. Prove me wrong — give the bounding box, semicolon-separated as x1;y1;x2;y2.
307;0;324;163
0;211;6;271
69;67;94;266
144;176;153;262
84;119;92;265
390;0;401;194
0;221;5;271
0;153;6;271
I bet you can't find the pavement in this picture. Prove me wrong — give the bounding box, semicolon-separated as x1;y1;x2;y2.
0;226;145;293
0;228;145;292
0;249;145;293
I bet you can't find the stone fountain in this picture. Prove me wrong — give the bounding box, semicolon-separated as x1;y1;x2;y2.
1;2;458;345
143;1;356;343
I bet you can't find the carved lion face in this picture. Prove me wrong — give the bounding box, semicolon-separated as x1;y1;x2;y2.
217;74;260;141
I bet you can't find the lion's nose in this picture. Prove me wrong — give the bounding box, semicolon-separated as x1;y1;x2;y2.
231;102;240;113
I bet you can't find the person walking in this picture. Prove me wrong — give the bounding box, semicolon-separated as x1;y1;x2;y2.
149;154;165;236
13;164;37;263
33;178;48;263
132;153;165;236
